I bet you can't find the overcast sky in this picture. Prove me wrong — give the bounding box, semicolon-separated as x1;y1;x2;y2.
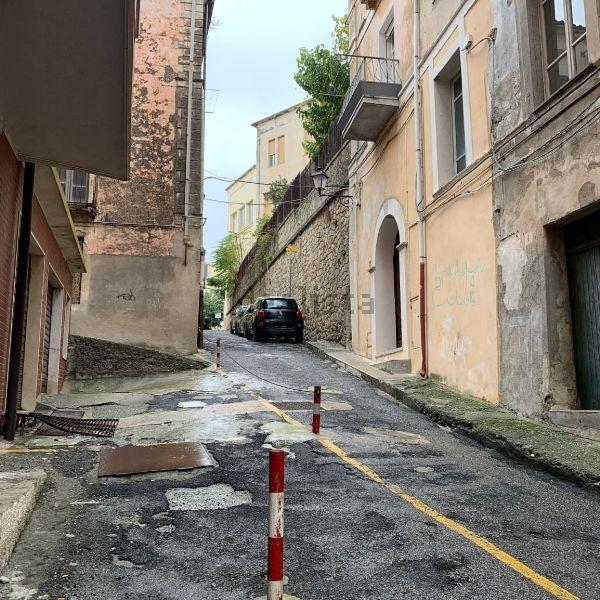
203;0;347;261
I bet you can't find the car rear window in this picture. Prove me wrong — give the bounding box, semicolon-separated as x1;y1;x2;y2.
262;299;297;309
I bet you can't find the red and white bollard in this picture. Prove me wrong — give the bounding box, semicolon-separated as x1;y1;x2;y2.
268;449;285;600
312;385;321;435
216;338;221;369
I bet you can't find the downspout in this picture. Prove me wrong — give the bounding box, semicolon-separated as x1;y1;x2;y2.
196;0;210;348
413;0;427;377
2;162;35;441
183;0;198;267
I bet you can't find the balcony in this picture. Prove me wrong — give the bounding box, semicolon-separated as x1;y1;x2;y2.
338;56;402;142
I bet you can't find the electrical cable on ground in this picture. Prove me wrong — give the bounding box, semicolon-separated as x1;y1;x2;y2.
204;340;311;394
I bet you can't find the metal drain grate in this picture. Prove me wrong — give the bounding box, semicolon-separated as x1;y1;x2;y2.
271;402;316;411
31;413;118;437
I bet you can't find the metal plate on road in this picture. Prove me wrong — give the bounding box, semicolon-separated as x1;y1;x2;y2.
98;442;213;477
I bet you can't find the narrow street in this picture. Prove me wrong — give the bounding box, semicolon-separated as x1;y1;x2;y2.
1;331;598;599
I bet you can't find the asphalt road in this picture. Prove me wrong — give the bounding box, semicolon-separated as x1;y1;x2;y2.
2;331;600;599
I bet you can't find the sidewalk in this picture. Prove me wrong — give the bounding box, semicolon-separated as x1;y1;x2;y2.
306;341;600;489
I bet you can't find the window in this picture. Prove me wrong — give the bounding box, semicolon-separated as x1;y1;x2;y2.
451;73;467;174
57;169;90;204
239;206;246;230
432;49;471;189
230;212;237;233
384;20;397;83
268;139;277;167
248;201;255;225
262;298;298;309
541;0;588;95
277;135;286;164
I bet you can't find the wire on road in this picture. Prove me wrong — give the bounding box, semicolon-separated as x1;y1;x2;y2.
204;339;311;394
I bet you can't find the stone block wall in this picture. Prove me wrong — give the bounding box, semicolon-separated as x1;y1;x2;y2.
231;146;351;346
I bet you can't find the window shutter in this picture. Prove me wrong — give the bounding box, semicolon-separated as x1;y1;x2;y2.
268;139;276;156
277;136;285;164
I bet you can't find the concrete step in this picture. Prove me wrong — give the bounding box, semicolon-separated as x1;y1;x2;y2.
0;470;46;571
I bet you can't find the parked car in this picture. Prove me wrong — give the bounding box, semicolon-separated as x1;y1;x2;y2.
243;297;304;343
231;306;250;336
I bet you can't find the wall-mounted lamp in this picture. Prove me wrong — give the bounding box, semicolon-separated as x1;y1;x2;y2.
311;168;353;199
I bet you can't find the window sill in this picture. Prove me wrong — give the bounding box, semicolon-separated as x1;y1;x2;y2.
533;65;598;118
432;152;490;201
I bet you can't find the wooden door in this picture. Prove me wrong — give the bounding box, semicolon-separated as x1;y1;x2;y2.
565;211;600;409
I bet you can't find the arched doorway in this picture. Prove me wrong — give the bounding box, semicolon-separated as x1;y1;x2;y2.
371;200;407;358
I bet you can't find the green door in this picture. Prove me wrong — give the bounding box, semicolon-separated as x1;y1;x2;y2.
565;211;600;410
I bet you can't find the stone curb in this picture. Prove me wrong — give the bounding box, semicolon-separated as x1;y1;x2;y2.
305;341;600;490
0;470;47;571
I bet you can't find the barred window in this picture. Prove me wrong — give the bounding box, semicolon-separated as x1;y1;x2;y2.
57;168;90;204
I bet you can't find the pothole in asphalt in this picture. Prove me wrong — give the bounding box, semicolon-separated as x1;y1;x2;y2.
156;524;176;534
260;422;314;447
364;427;431;445
112;514;146;529
111;554;143;569
166;483;252;511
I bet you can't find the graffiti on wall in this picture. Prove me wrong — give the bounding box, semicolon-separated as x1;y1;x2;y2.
432;258;485;309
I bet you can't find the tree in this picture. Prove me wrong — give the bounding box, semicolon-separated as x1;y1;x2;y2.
211;233;243;296
203;290;223;330
294;15;350;156
264;177;289;207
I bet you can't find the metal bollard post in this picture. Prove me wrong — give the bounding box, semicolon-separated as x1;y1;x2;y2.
312;385;321;435
216;338;221;369
268;449;285;600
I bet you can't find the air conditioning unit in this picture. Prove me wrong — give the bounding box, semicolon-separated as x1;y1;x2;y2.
360;0;378;9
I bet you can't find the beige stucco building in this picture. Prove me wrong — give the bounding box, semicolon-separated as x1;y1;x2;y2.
226;165;258;256
345;0;499;401
227;102;309;252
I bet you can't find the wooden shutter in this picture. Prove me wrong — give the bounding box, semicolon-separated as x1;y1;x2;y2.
277;136;285;164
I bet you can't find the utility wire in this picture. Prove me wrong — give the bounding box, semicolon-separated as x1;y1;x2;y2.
204;340;311;394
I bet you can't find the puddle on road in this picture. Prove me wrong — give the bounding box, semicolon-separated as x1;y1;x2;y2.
166;484;252;511
260;422;314;447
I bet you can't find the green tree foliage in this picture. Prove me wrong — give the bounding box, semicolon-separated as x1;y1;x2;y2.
211;233;243;296
264;177;289;207
203;290;224;330
294;15;350;156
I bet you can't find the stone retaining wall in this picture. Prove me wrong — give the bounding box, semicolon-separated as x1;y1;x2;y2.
231;146;351;346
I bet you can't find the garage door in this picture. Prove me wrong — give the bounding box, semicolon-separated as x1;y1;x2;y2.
41;284;53;394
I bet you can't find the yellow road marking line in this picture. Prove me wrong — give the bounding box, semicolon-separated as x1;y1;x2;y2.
252;391;579;600
0;448;58;454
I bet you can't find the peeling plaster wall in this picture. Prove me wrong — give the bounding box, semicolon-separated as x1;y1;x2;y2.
71;0;206;355
491;0;600;416
349;0;499;402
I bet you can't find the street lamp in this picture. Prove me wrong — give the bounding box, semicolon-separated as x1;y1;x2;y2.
311;168;353;199
311;169;328;195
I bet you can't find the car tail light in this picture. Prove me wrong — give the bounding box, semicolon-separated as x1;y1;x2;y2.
297;311;303;318
257;310;265;318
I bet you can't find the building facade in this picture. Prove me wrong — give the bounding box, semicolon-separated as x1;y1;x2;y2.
491;0;600;418
345;0;499;401
226;165;259;256
226;103;310;258
344;0;600;419
0;1;135;437
69;0;214;356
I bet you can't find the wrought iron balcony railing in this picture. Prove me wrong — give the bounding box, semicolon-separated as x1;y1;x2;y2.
338;55;402;142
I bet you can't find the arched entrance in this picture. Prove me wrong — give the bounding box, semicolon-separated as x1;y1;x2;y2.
371;200;408;358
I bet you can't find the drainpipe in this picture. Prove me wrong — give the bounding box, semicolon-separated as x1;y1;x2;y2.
183;0;198;267
413;0;427;377
2;162;35;441
196;0;210;348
